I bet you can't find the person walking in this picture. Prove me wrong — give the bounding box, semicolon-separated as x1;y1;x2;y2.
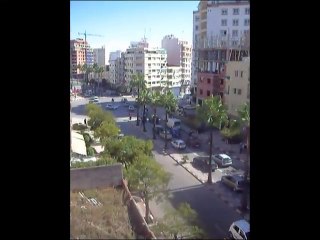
129;113;132;121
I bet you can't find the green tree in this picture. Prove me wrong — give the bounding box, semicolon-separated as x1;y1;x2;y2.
160;90;177;150
197;95;228;184
85;103;114;131
237;103;250;211
94;121;119;144
125;155;171;223
137;89;151;132
149;90;162;139
151;203;205;239
104;136;153;169
130;73;146;126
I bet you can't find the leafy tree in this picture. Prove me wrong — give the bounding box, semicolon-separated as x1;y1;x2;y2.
82;132;94;148
85;104;114;131
160;90;177;150
104;136;153;169
86;146;96;156
125;155;171;223
93;121;120;144
237;103;250;211
149;90;162;139
137;89;151;132
151;203;205;239
130;73;146;126
197;95;228;184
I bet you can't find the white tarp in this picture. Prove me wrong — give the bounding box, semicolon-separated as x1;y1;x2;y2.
71;131;87;156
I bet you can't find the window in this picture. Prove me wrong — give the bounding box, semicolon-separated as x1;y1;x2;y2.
233;225;240;232
233;19;239;26
244;30;249;36
220;79;224;85
240;71;243;77
235;70;238;77
233;8;239;15
200;89;203;95
221;19;227;26
207;78;211;84
238;89;242;95
232;30;238;37
232;41;238;46
195;16;199;22
233;88;237;94
195;25;198;31
245;8;250;15
227;85;230;94
221;9;228;15
207;90;210;96
244;19;250;26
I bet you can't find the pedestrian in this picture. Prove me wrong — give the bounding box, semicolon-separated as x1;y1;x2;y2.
129;113;132;121
84;118;87;125
112;98;114;103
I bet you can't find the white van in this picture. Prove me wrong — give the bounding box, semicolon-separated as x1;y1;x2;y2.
167;118;181;129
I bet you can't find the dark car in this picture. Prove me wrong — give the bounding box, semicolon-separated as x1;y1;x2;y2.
192;156;218;172
221;174;246;192
186;136;201;148
154;125;164;135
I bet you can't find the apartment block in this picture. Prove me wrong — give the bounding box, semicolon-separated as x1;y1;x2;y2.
192;0;250;104
93;46;106;67
115;52;125;86
70;38;94;77
109;51;122;85
224;57;250;116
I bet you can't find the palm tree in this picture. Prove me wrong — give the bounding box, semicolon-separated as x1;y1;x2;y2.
137;89;151;132
130;73;146;126
149;90;162;139
97;66;105;96
237;103;250;211
160;90;177;150
197;95;228;184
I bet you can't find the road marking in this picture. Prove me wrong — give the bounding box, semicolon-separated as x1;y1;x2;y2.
193;152;199;156
217;169;223;172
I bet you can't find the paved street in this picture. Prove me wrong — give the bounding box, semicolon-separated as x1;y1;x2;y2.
70;96;248;239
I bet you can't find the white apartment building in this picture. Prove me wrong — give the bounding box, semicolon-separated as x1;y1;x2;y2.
114;52;125;86
191;0;250;91
93;46;105;67
167;66;182;95
161;35;192;95
124;45;167;90
109;51;122;85
224;57;250;117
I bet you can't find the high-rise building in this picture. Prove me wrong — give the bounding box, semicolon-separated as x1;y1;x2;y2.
161;35;192;95
115;52;125;86
192;0;250;105
70;38;94;78
108;51;122;85
93;46;105;67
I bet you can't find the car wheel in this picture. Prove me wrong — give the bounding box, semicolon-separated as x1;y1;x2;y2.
229;231;234;239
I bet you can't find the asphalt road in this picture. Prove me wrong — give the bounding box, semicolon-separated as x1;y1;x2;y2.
71;96;244;239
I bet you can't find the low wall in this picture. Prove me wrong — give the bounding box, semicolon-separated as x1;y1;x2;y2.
70;164;123;190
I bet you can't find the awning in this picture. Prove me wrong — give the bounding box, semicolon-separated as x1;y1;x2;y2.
71;131;87;156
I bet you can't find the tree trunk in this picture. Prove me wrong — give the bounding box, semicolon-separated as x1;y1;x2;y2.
143;104;147;132
153;107;157;139
207;128;213;184
145;194;150;224
241;126;250;211
136;87;140;126
164;111;168;150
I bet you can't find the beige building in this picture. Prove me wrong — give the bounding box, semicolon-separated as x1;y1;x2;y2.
224;57;250;117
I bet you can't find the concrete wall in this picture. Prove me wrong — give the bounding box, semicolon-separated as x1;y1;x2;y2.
70;164;123;190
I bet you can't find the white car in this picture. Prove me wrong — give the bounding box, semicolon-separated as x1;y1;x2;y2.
128;105;135;111
159;131;172;140
106;104;119;110
212;153;233;167
171;139;186;149
229;219;250;239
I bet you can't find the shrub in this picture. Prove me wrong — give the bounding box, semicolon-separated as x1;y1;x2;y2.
72;123;87;131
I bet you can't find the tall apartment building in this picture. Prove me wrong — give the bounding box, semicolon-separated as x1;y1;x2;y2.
192;0;250;105
108;51;122;85
70;38;94;78
124;39;167;90
114;52;125;86
93;46;106;67
161;35;192;95
224;57;250;117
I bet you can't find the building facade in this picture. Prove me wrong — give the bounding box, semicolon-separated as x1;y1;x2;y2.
224;57;250;116
70;38;94;78
161;35;192;95
114;52;125;86
93;46;106;67
192;0;250;105
109;51;122;85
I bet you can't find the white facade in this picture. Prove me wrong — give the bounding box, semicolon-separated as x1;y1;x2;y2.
109;50;122;63
115;52;125;86
167;66;181;89
124;47;167;89
161;35;192;95
93;47;105;67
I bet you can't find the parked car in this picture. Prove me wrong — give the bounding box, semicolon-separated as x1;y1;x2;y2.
229;219;250;240
171;139;186;149
154;125;164;135
106;104;119;110
186;135;201;148
212;154;233;167
221;174;245;192
159;130;172;140
192;156;218;172
128;105;135;111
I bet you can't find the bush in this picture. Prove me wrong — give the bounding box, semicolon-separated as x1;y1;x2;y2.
72;123;87;131
221;127;243;144
87;146;97;156
83;133;93;148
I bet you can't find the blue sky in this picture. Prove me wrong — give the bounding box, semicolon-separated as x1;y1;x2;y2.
71;1;198;62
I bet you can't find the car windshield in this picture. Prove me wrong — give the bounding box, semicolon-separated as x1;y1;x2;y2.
223;157;232;163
